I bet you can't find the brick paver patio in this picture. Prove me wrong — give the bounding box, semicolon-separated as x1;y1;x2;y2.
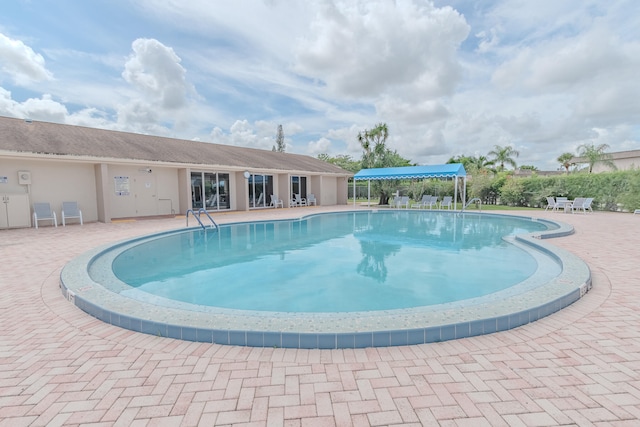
0;206;638;426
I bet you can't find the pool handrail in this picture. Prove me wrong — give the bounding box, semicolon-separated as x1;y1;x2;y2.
462;198;482;211
186;208;219;231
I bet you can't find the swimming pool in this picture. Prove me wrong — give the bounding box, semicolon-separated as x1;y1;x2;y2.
61;210;591;348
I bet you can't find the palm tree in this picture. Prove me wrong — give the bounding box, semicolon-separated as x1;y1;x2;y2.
557;152;575;173
488;145;520;171
577;143;617;173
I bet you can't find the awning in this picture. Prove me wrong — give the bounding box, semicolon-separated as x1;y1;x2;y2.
352;164;467;210
353;164;466;180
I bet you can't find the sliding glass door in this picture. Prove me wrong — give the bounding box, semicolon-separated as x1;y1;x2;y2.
248;174;274;208
190;171;230;211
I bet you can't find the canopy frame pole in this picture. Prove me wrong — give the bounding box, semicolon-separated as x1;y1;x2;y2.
353;178;356;207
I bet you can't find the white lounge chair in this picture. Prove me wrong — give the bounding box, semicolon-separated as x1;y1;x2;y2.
440;196;452;210
61;201;83;226
270;195;283;208
307;194;317;206
33;202;57;229
426;196;439;209
545;197;557;211
394;196;409;208
572;197;593;214
411;195;431;209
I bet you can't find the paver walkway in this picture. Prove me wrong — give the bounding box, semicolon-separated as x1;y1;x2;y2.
0;206;639;426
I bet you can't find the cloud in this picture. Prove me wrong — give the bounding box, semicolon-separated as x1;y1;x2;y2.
294;1;469;101
0;32;53;85
307;137;332;156
122;38;191;110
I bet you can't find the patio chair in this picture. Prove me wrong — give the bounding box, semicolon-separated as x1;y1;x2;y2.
61;201;83;226
411;195;431;209
440;196;453;210
270;195;283;208
635;209;640;215
394;196;409;208
291;194;306;207
33;202;57;229
544;197;557;211
572;197;593;214
426;196;439;209
307;194;317;206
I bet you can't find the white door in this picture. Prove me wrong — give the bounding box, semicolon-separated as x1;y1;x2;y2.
133;175;158;216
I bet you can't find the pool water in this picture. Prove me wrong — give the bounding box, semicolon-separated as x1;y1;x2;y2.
109;211;559;313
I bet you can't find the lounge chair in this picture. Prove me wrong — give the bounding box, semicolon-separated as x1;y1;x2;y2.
635;209;640;215
33;202;57;229
439;196;452;210
307;194;317;206
426;196;439;209
270;195;283;208
545;197;557;211
572;197;593;214
411;195;431;209
61;201;83;226
394;196;409;208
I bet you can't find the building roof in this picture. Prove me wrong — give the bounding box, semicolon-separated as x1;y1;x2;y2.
0;116;350;176
353;164;466;180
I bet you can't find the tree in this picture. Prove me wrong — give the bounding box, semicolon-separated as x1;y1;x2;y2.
488;145;520;171
577;143;616;173
357;123;409;205
448;155;495;174
317;153;361;173
519;165;538;171
557;152;575;173
272;124;285;152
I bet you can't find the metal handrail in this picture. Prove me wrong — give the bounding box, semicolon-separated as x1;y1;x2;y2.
186;208;218;231
462;198;482;211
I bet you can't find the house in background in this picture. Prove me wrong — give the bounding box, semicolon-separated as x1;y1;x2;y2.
571;149;640;173
0;116;352;228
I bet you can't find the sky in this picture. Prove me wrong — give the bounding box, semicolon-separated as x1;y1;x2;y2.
1;0;639;171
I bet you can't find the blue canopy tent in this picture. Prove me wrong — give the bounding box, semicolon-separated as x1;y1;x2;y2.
352;164;467;210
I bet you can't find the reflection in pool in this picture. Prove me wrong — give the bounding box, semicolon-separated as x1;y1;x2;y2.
109;211;559;312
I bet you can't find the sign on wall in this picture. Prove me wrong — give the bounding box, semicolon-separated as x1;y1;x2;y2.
114;176;130;196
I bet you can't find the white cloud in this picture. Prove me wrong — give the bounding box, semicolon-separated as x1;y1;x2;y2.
294;1;469;102
0;32;53;85
122;38;191;110
307;137;332;156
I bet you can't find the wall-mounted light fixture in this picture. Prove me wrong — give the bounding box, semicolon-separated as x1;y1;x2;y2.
243;171;250;179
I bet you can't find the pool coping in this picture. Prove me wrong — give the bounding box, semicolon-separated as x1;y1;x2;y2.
60;210;591;349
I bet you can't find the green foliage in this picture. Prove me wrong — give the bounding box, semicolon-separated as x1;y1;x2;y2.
357;123;411;204
488;145;520;171
577;143;616;173
317;153;361;173
557;152;575;172
466;169;639;212
272;124;285;152
499;177;526;206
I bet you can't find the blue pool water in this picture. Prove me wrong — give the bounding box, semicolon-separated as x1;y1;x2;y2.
109;211;559;313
